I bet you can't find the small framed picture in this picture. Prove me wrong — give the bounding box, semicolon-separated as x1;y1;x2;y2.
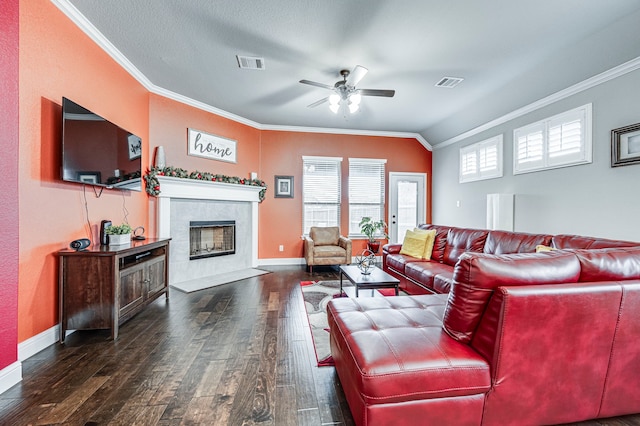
612;122;640;167
274;175;294;198
77;171;101;184
128;135;142;160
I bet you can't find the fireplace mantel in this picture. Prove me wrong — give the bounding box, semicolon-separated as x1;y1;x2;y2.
155;176;262;202
155;176;260;269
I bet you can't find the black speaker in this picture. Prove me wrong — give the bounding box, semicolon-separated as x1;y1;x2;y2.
70;238;91;251
100;220;112;245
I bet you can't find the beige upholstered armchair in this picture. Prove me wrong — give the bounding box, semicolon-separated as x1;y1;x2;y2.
304;226;352;273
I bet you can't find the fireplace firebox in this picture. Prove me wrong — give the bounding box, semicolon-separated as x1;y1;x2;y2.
189;220;235;260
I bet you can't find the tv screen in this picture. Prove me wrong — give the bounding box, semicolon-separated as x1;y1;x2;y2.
61;97;142;191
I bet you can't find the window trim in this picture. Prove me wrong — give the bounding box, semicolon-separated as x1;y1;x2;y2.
459;135;504;183
513;103;592;175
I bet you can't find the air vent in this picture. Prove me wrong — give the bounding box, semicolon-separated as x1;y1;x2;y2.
236;55;265;70
435;76;464;88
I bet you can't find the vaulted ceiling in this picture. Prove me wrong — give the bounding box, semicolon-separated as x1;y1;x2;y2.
64;0;640;147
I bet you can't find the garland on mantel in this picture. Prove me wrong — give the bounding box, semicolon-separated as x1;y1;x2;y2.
144;166;267;202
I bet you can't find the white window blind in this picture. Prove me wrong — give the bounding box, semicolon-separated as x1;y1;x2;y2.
514;104;592;174
459;135;503;183
302;156;342;235
348;158;386;236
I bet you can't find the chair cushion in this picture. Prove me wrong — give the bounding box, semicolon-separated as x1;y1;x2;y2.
313;245;346;258
309;226;340;246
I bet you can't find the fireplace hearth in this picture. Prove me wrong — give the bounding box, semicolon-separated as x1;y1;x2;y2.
189;220;235;260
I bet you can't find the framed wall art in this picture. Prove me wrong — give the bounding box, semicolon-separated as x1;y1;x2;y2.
611;122;640;167
274;175;294;198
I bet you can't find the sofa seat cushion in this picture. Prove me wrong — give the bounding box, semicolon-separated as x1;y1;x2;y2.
443;251;581;344
405;261;454;292
386;253;424;273
313;245;347;258
433;273;454;294
328;295;491;405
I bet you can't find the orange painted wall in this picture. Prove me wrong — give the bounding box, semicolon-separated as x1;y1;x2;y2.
18;0;149;342
258;131;432;259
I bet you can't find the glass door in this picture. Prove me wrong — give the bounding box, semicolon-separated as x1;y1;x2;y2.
388;173;427;243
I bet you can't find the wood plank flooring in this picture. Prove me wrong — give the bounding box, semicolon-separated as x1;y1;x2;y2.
0;266;639;425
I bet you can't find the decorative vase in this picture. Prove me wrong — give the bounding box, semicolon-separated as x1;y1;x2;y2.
155;146;166;168
367;241;381;254
108;233;131;246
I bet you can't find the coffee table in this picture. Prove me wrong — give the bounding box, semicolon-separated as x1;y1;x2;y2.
339;264;400;297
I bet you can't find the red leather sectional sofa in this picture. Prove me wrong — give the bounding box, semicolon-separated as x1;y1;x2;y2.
327;225;640;425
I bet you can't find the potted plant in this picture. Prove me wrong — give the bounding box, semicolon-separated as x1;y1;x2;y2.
359;216;389;254
105;223;133;245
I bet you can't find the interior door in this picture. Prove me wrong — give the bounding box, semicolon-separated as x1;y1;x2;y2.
388;173;427;244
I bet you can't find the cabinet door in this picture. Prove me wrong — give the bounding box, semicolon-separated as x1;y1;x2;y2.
146;256;167;298
119;263;145;317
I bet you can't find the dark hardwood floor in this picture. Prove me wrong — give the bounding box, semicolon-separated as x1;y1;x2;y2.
1;266;639;426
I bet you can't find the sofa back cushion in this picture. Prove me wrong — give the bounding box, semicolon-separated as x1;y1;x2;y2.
484;230;552;255
573;247;640;282
309;226;339;246
419;224;451;262
442;228;488;266
551;234;637;250
443;251;581;343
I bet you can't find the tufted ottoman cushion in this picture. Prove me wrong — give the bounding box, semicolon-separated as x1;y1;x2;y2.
327;295;490;410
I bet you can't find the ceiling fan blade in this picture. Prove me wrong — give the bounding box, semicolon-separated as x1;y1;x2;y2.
307;97;329;108
359;88;395;97
299;79;334;90
346;65;368;87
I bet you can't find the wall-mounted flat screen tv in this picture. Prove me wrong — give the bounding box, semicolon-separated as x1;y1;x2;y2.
61;97;142;191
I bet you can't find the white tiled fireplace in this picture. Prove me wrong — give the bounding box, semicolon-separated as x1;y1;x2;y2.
155;176;261;285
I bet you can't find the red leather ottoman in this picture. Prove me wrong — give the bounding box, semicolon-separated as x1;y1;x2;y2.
327;295;491;426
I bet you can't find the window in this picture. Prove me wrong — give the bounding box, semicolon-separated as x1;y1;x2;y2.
348;158;386;236
514;104;592;174
302;156;342;235
459;135;503;183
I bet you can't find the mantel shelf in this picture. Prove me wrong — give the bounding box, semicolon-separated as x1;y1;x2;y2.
155;176;262;203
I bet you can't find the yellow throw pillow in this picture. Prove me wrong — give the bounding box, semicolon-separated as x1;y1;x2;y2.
400;229;429;258
414;228;437;260
535;245;555;253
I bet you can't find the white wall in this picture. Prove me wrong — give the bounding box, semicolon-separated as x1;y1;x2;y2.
432;68;640;241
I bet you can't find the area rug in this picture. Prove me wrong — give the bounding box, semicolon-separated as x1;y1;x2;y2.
170;268;270;293
300;280;344;367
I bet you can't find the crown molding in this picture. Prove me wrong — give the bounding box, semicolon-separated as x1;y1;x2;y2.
435;55;640;150
52;0;431;151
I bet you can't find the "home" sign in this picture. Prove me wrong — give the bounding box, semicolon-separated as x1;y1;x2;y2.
187;128;237;164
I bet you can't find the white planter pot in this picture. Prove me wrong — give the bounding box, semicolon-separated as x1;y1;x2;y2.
108;233;131;246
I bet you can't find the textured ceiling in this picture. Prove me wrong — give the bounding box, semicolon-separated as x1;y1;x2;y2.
66;0;640;146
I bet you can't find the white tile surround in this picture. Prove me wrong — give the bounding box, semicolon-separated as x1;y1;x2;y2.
155;176;261;285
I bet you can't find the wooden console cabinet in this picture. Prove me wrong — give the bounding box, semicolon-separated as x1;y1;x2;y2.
58;238;170;342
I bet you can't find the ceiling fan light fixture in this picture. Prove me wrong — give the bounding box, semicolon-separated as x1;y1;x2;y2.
349;92;362;106
329;93;341;105
348;103;360;114
329;104;340;114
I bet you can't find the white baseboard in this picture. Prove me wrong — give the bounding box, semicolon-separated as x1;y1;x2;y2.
0;361;22;394
258;257;306;266
18;324;63;361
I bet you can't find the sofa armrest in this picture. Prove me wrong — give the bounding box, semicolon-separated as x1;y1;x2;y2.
383;243;402;254
338;236;352;260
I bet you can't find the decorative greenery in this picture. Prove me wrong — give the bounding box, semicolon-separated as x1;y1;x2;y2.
144;166;268;202
359;217;389;242
105;223;133;235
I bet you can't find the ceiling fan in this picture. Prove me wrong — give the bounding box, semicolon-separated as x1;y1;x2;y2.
299;65;395;113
